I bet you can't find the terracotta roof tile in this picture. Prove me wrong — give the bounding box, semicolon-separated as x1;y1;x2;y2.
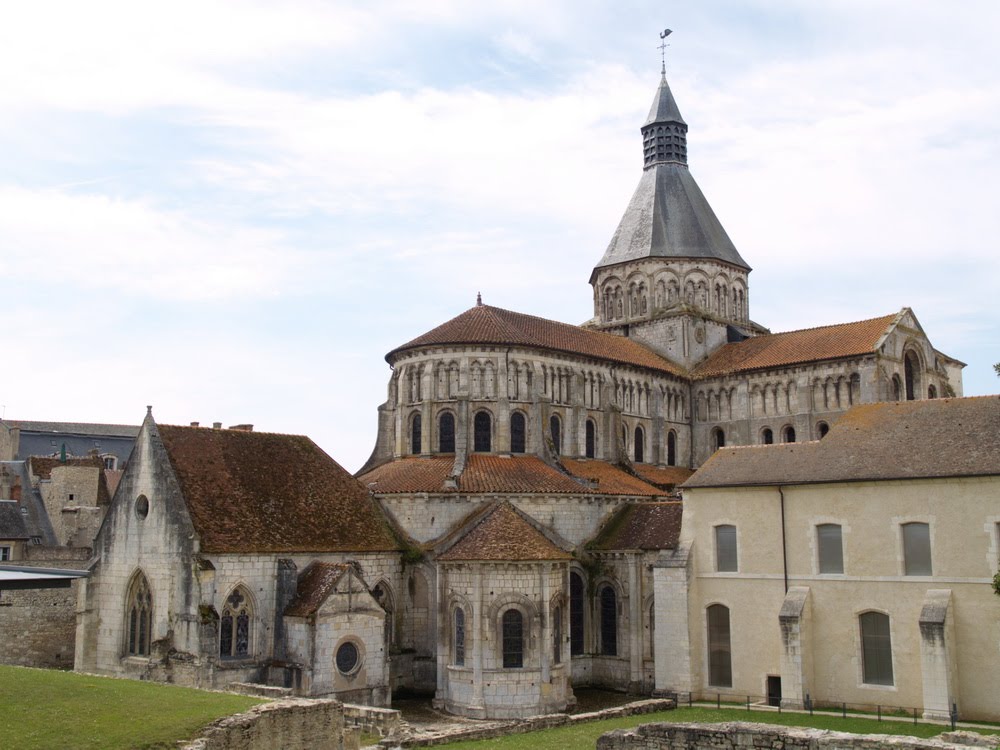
589;501;682;551
631;464;694;489
388;304;686;377
283;562;350;617
560;459;669;496
157;424;401;554
692;313;897;379
459;455;584;494
28;456;103;480
438;502;572;562
358;455;455;494
684;395;1000;488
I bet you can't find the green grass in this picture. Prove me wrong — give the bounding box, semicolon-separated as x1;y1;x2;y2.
0;665;265;750
439;706;1000;749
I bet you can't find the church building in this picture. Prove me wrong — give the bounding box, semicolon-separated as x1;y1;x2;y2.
74;61;976;721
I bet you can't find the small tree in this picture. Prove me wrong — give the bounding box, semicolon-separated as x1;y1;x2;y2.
994;361;999;377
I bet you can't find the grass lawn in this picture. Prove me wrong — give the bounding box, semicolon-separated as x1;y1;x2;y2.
440;706;1000;749
0;665;264;750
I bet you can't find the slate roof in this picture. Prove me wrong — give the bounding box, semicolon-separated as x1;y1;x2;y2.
157;424;400;554
3;421;139;438
644;73;686;126
283;562;351;617
588;501;683;551
692;313;897;379
387;304;686;377
560;459;669;496
683;395;1000;488
0;501;29;540
631;464;694;489
437;502;572;562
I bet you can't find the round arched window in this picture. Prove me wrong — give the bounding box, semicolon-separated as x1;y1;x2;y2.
335;641;360;675
134;495;149;520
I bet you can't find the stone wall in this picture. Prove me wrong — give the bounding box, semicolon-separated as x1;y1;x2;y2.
596;722;996;750
0;547;90;668
342;703;403;738
181;698;351;750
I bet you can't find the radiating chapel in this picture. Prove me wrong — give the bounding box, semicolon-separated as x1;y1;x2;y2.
74;60;973;721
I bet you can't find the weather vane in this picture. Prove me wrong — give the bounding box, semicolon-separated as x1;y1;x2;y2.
658;29;672;75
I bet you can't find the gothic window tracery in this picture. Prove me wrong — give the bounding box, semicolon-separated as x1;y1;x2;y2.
219;587;252;659
125;571;152;657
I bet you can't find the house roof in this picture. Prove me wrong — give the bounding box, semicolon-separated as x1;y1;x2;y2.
588;501;683;551
360;454;672;497
0;501;28;540
28;455;104;480
157;424;401;554
387;304;686;377
560;459;670;496
2;420;139;438
437;501;572;562
683;395;1000;488
692;313;898;378
631;463;694;489
283;562;351;617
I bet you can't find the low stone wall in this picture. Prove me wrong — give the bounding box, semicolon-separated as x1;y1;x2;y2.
596;722;999;750
343;703;403;738
382;698;676;748
182;698;349;750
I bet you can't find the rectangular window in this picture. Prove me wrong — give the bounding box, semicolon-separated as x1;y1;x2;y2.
902;522;932;576
0;546;10;561
860;612;894;686
817;524;844;574
715;525;737;572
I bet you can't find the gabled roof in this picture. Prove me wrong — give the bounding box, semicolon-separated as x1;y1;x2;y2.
589;501;682;551
387;304;686;377
560;459;669;496
283;562;352;617
157;424;400;554
437;502;572;562
692;313;898;379
683;395;1000;488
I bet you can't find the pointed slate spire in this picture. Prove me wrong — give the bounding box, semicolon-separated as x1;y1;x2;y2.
641;73;688;168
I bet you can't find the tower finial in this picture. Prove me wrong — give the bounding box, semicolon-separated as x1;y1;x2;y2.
658;29;672;77
476;291;482;306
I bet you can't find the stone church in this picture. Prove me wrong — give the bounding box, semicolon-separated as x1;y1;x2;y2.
73;67;967;719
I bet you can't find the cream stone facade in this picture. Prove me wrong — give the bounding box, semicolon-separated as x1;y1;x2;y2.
659;396;1000;721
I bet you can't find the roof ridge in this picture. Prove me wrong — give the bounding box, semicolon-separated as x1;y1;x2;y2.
768;312;897;338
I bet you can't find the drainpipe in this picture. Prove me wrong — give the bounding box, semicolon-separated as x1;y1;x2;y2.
779;486;788;593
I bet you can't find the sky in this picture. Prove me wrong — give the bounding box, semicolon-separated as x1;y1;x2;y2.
2;1;998;473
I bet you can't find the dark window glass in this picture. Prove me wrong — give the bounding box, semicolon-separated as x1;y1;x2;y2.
667;431;676;466
474;412;491;452
903;522;932;575
126;573;152;657
634;426;644;463
817;422;829;438
860;612;893;685
220;589;251;658
220;614;233;656
715;525;737;572
439;413;455;452
510;412;526;453
783;426;796;443
502;609;523;668
817;524;844;574
761;428;773;445
552;606;562;664
928;385;937;399
411;414;422;454
585;420;596;459
713;428;725;449
904;351;918;401
550;415;561;454
570;572;585;656
454;608;465;666
707;604;732;687
235;613;249;656
600;585;617;656
336;642;359;674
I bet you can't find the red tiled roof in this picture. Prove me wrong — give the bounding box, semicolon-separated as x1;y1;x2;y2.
283;562;350;617
560;459;669;496
359;455;455;494
589;501;683;551
631;464;694;489
692;313;897;379
684;395;1000;488
157;424;400;554
438;502;572;562
388;304;686;377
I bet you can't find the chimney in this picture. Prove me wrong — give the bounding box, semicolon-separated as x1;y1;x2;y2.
212;422;222;430
190;421;200;428
228;424;254;432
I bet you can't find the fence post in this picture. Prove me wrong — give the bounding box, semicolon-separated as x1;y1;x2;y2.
805;693;813;716
842;702;846;719
951;702;958;730
746;696;750;712
717;693;721;710
913;707;918;725
877;705;881;722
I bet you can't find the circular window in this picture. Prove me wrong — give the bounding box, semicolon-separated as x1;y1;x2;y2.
135;495;149;520
335;641;360;675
